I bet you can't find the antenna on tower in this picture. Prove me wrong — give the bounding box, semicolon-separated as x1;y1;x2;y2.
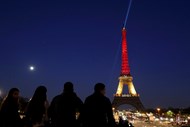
123;0;133;28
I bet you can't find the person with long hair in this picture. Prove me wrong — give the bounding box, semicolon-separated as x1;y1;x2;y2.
25;86;48;127
0;88;22;127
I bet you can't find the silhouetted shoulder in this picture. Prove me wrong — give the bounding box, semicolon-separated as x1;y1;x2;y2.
52;95;62;102
86;93;110;101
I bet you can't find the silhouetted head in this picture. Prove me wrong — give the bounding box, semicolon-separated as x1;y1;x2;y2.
94;83;105;95
0;88;20;110
32;86;47;102
7;88;20;101
64;82;74;93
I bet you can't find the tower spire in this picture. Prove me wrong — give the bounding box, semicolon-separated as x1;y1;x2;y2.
121;27;130;76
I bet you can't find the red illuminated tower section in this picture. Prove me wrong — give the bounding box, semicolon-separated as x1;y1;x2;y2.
112;28;145;111
121;28;130;75
115;27;137;96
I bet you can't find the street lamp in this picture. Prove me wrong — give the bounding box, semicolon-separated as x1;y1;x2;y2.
157;108;161;116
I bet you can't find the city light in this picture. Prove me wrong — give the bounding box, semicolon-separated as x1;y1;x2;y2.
157;108;161;114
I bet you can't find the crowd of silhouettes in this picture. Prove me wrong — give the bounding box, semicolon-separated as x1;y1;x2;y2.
0;82;133;127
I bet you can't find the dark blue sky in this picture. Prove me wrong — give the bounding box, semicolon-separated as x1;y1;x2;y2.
0;0;190;108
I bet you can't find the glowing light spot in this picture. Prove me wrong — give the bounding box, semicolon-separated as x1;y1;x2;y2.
29;66;35;71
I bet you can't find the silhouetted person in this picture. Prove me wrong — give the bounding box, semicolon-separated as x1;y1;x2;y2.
48;82;83;127
82;83;116;127
118;116;124;127
0;88;22;127
25;86;48;127
129;123;134;127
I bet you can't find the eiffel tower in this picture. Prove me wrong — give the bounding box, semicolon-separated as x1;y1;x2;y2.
112;28;145;111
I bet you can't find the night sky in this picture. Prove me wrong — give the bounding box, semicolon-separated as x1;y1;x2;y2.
0;0;190;109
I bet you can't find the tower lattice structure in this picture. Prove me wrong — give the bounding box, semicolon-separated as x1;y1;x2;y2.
112;28;145;111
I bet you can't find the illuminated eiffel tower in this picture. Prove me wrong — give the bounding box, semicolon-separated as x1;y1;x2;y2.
112;28;145;111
